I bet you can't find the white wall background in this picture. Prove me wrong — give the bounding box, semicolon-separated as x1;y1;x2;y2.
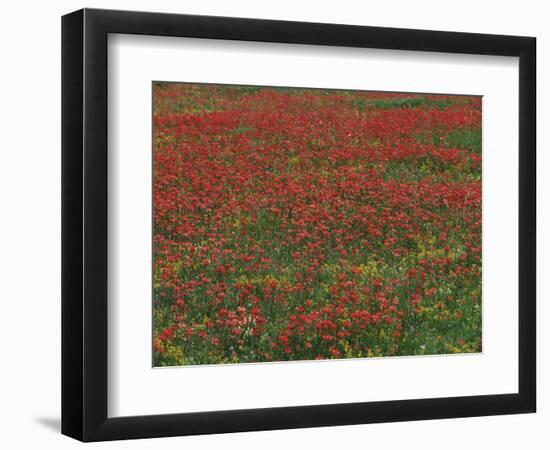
0;0;546;448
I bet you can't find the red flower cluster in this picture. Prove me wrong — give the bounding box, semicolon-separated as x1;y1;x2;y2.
152;83;482;366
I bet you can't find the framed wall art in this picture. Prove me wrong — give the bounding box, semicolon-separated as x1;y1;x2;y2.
61;8;536;442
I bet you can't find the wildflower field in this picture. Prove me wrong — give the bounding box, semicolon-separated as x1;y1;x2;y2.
153;83;482;366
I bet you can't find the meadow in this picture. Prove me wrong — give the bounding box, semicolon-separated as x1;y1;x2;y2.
152;83;482;366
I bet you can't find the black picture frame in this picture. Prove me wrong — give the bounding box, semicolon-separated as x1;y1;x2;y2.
61;8;536;442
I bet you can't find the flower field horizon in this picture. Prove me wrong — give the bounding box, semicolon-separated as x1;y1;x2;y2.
153;82;482;366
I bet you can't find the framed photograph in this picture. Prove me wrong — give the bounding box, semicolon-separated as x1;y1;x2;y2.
61;8;536;442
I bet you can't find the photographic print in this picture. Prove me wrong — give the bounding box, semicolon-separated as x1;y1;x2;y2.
62;10;536;440
152;82;482;367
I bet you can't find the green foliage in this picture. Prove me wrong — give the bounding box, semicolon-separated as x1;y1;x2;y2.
444;128;482;153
